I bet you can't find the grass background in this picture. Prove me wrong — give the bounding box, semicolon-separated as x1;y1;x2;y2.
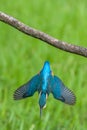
0;0;87;130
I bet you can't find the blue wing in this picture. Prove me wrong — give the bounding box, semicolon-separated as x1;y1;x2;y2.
50;76;76;105
14;74;40;100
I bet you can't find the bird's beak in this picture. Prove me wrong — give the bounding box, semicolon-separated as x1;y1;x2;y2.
40;108;42;118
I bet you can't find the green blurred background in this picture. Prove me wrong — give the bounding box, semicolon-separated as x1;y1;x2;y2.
0;0;87;130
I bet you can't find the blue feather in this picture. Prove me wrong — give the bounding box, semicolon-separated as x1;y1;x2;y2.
50;76;76;105
14;74;40;100
14;61;76;117
39;92;46;117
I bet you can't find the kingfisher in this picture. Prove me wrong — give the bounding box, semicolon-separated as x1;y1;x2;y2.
14;61;76;117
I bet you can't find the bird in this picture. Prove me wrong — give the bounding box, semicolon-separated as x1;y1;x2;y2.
14;61;76;117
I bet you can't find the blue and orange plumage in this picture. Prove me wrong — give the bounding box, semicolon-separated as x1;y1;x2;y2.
14;61;76;117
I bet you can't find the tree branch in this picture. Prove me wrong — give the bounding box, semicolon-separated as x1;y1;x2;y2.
0;11;87;58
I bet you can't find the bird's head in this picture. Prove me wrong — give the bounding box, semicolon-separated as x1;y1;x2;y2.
39;92;47;117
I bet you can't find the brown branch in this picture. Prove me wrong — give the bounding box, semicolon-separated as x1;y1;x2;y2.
0;11;87;58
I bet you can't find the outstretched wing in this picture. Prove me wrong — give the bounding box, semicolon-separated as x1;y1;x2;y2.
50;76;76;105
14;74;40;100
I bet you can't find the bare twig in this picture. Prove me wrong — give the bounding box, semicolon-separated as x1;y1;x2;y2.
0;11;87;58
